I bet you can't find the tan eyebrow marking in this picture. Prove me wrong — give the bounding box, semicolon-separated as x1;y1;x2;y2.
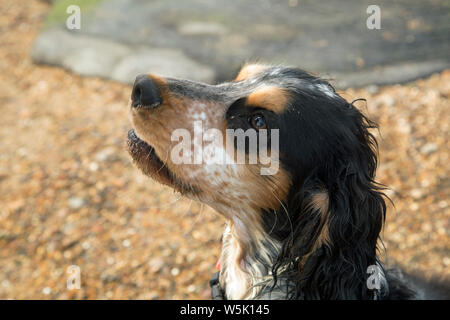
245;86;289;114
235;64;269;81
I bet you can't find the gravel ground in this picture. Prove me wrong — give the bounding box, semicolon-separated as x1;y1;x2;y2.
0;0;448;299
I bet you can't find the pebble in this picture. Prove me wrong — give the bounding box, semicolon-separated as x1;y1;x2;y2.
396;117;411;134
443;257;450;266
171;268;180;276
88;162;99;171
68;197;87;210
122;239;131;248
82;241;91;250
438;201;447;209
187;284;196;293
367;84;379;94
381;95;395;107
148;258;165;273
95;147;116;162
420;143;438;155
101;274;121;283
410;189;423;199
42;287;52;295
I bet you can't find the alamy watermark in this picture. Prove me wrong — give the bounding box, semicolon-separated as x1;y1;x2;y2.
366;264;383;290
66;5;81;30
170;121;279;175
366;5;381;30
67;265;81;290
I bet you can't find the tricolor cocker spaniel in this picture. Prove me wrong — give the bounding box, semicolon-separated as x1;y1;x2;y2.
127;64;448;300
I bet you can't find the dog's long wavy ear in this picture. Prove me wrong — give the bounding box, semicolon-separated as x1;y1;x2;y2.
277;102;388;299
308;104;387;299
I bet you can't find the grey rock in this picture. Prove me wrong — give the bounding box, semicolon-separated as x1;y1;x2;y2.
32;29;215;84
111;48;215;84
333;60;450;89
62;44;130;78
178;22;228;36
32;0;450;87
32;29;131;79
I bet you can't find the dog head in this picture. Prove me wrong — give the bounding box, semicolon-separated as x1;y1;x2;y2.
128;64;387;299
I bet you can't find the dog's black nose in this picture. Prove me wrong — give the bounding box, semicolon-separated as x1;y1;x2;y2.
131;74;162;109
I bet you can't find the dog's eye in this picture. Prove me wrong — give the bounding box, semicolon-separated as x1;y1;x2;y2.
249;114;266;130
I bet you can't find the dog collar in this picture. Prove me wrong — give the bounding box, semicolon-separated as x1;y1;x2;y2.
209;271;226;300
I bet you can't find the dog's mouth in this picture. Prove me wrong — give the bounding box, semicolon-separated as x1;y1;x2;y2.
127;128;174;186
127;129;199;195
